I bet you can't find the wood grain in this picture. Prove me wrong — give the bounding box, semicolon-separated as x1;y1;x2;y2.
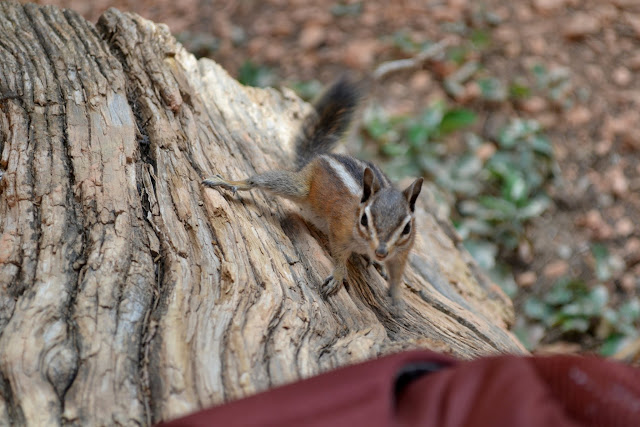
0;4;524;425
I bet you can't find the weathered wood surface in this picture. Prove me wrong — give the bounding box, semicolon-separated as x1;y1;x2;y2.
0;3;525;425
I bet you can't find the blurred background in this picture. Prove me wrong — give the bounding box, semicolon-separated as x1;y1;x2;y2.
27;0;640;360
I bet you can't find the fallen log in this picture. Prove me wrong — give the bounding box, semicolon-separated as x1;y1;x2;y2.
0;4;524;425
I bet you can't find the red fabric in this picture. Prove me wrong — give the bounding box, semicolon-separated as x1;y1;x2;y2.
396;355;640;427
160;351;640;427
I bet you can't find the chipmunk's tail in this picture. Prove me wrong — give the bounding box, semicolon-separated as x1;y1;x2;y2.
294;76;362;169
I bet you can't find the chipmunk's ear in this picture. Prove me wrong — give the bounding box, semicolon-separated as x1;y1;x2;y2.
403;177;423;212
361;167;380;203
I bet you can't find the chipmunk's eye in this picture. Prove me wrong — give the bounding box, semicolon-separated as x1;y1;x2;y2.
360;213;368;228
402;223;411;235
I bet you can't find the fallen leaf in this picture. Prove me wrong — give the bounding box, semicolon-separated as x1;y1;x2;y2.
613;67;632;86
624;13;640;38
566;106;592;126
620;274;637;293
532;0;566;14
615;217;634;237
564;12;601;39
519;96;547;114
606;167;629;197
543;260;570;279
577;210;613;239
476;143;496;162
299;24;325;49
409;71;431;91
628;53;640;70
624;238;640;265
341;39;378;70
516;271;537;287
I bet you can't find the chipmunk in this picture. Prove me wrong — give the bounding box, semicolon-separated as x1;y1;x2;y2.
202;77;423;307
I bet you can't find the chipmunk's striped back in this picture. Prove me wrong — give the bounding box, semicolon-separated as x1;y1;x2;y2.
319;154;390;194
202;75;423;309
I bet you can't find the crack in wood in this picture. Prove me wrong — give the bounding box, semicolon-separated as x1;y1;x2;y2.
0;4;526;425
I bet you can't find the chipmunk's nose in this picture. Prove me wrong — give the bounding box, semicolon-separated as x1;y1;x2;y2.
375;244;388;259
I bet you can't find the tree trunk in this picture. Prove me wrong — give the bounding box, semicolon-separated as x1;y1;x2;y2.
0;4;525;425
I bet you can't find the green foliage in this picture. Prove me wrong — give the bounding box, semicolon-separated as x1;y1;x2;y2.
470;29;491;49
440;109;478;133
591;244;625;282
509;81;532;100
457;119;553;248
531;63;572;106
389;30;432;54
446;45;470;65
478;77;507;102
523;278;640;354
331;1;363;17
367;21;626;357
363;101;478;180
363;102;555;297
238;61;276;88
289;80;323;101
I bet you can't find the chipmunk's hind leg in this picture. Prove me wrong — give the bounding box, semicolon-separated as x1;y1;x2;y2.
202;174;254;194
246;170;309;198
203;170;309;199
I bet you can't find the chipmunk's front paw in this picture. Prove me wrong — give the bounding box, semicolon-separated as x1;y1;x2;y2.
363;255;389;280
373;262;388;280
388;288;406;315
202;174;238;194
321;275;347;298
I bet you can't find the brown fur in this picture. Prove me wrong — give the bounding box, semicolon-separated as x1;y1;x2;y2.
202;77;423;309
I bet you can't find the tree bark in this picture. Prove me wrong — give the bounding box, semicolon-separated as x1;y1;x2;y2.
0;4;524;425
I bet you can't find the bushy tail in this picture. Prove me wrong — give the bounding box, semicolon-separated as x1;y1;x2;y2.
294;76;362;169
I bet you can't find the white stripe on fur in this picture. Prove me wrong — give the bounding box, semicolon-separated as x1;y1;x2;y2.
321;155;361;196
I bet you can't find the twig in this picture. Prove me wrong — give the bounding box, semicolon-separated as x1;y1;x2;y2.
346;37;454;144
443;61;480;98
372;37;453;80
